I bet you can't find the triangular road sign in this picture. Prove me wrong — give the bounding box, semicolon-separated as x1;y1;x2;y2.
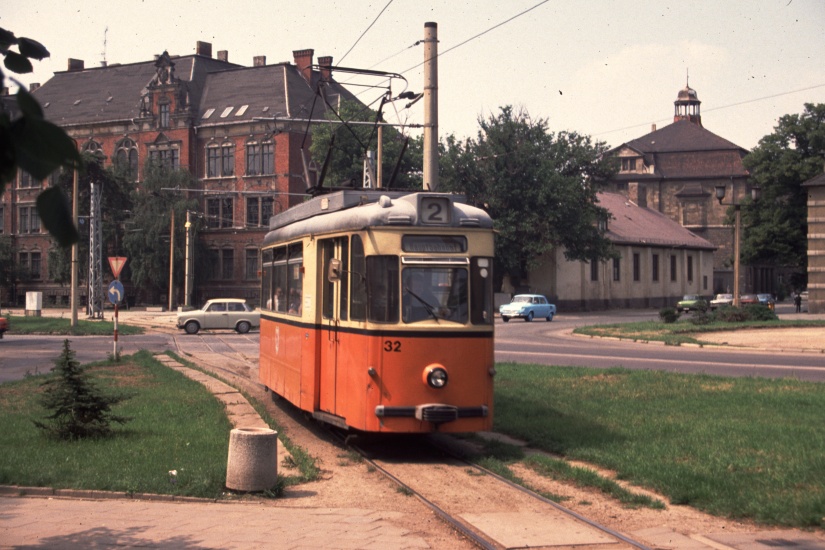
108;256;128;279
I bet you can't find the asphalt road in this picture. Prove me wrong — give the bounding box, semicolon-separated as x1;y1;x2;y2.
2;304;824;383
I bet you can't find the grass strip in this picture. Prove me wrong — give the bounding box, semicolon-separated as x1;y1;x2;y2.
573;319;825;346
5;314;144;336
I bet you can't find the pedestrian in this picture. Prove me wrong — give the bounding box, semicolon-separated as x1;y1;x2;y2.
794;292;802;313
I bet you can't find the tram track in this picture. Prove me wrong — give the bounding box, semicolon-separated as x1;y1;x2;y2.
336;431;651;550
173;333;653;549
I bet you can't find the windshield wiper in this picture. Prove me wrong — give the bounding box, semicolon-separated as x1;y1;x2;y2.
405;287;440;321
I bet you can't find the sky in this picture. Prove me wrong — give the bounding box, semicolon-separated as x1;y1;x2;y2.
3;0;824;151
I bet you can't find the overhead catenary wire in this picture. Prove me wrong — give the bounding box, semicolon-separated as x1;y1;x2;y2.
338;0;395;65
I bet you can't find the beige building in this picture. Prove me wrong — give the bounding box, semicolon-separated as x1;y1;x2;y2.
525;192;715;311
804;171;825;313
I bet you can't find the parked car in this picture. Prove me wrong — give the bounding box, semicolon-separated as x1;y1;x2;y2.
499;294;556;322
739;294;760;306
757;293;776;311
709;293;733;310
676;294;707;313
0;315;7;339
176;298;260;335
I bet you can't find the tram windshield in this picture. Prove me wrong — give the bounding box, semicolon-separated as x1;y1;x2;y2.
402;267;468;323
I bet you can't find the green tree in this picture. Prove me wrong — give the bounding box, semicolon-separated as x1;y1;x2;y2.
440;106;616;286
121;163;199;303
0;27;83;246
34;339;132;440
741;103;825;282
309;100;423;191
47;155;134;285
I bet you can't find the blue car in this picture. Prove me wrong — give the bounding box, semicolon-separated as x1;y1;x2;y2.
499;294;556;322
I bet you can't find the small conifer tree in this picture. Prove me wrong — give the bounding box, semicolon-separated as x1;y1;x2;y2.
34;339;131;439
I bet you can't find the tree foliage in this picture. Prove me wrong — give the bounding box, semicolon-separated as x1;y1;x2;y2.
741;103;825;274
0;27;83;246
47;155;134;285
121;164;200;301
439;106;616;283
309;100;423;191
34;339;132;440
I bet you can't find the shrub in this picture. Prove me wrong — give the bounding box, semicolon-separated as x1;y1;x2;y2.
743;304;778;321
714;306;748;323
659;307;679;324
34;339;132;440
689;311;712;325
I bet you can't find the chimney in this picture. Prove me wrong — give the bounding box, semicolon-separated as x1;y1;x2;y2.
651;123;657;132
253;55;267;67
67;58;85;72
292;49;314;84
318;56;333;81
196;41;212;57
29;83;40;92
217;50;228;62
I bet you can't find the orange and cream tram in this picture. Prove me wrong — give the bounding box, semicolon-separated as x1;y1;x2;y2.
259;189;495;433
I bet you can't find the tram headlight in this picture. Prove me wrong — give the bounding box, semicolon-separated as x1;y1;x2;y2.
423;364;449;389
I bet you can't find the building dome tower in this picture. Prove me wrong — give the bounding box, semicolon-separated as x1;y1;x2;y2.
674;80;702;126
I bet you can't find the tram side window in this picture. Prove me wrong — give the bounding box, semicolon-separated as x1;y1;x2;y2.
350;235;367;321
261;248;273;310
471;257;494;325
287;242;303;315
366;256;399;323
272;247;288;312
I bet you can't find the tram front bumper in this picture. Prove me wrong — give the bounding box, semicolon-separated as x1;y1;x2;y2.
375;404;488;424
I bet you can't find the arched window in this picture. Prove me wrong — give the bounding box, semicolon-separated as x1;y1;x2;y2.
82;140;105;163
115;138;139;179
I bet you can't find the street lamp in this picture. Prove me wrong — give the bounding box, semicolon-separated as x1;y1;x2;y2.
715;180;761;307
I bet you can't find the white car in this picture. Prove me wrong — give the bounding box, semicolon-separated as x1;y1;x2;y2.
709;293;733;310
176;298;260;335
499;294;556;322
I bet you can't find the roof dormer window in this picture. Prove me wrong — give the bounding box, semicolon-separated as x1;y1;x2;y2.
621;158;637;172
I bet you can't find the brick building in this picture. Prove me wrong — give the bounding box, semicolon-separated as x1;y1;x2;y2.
1;41;356;308
603;83;770;296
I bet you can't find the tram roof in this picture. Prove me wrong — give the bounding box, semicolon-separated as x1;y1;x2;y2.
263;190;493;245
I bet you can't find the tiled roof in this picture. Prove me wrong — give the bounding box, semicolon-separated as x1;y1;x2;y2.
802;172;825;187
624;120;746;154
598;191;716;250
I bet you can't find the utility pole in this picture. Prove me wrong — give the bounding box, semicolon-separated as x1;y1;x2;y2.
422;22;439;191
168;209;175;312
70;169;78;327
184;211;193;307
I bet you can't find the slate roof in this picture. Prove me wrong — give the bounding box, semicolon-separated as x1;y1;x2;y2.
197;63;358;125
31;54;359;128
598;191;716;250
32;55;241;126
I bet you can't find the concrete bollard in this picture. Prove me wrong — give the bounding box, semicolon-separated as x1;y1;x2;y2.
225;427;279;492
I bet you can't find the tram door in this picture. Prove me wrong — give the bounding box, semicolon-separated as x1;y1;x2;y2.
319;237;349;416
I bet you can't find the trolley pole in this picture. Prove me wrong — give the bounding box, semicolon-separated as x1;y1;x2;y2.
168;209;175;312
184;211;192;307
422;21;439;191
70;169;79;327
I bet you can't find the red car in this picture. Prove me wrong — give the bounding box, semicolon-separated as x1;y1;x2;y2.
0;315;7;339
739;294;760;306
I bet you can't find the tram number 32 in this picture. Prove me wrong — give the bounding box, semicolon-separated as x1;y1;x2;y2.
384;340;402;352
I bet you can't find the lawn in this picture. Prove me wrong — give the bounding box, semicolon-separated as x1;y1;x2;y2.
492;364;825;527
0;350;231;498
4;314;144;336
